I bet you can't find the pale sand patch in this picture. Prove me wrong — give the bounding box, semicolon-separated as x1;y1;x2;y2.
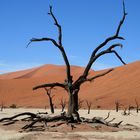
0;108;140;140
72;131;140;140
0;128;28;140
1;130;139;140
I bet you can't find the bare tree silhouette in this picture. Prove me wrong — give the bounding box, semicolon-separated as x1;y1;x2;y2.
27;1;127;120
135;99;139;113
60;98;67;112
44;88;55;113
115;100;120;112
0;101;4;112
86;100;92;114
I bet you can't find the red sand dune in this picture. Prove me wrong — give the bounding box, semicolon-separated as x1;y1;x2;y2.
0;61;140;109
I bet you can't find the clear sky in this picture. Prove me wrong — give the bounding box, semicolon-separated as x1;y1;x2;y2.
0;0;140;74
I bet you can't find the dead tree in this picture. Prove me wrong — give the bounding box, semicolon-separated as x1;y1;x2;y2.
115;100;124;112
78;98;84;110
86;100;92;114
115;100;120;112
0;101;4;112
27;1;127;120
128;105;131;113
44;88;55;114
135;99;139;113
60;98;67;112
122;107;130;116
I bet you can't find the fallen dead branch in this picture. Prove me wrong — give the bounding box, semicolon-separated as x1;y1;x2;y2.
0;112;38;122
0;111;123;131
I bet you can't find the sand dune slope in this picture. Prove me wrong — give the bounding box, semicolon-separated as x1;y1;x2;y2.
0;61;140;109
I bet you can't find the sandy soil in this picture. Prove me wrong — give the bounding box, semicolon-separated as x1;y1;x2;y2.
0;108;140;140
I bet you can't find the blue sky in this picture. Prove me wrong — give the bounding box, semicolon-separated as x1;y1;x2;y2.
0;0;140;74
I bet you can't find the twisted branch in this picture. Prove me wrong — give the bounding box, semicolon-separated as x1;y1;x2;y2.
33;82;66;90
73;43;125;87
27;6;72;84
111;50;126;65
48;5;62;46
86;69;113;82
82;0;127;78
26;38;59;48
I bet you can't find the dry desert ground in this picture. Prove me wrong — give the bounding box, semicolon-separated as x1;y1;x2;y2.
0;108;140;140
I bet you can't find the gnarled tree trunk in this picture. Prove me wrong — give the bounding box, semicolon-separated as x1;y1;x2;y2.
67;89;79;117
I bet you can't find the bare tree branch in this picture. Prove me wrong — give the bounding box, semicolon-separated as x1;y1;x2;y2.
26;38;59;48
60;98;67;112
44;88;55;98
111;50;126;65
44;87;55;113
135;99;139;113
104;112;110;120
86;69;113;82
48;6;72;83
116;0;128;36
108;43;123;50
82;0;127;78
73;69;113;88
33;82;66;90
48;5;62;46
73;43;125;87
86;100;92;114
93;43;126;65
27;6;72;84
93;0;127;56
